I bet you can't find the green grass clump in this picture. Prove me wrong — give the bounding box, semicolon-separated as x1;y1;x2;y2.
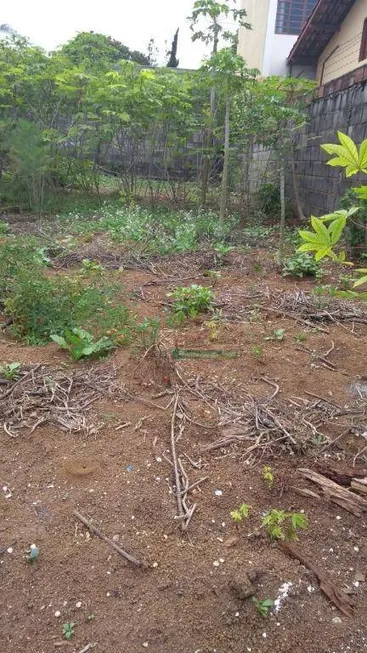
168;284;214;320
4;271;130;345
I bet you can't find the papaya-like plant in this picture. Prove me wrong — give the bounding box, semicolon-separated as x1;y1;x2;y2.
298;131;367;293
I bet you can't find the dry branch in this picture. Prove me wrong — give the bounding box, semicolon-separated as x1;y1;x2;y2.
279;541;354;617
73;510;142;568
298;468;367;517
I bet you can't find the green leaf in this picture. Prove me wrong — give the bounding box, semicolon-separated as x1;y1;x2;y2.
310;216;330;244
50;334;68;348
354;185;367;200
358;138;367;172
329;216;347;245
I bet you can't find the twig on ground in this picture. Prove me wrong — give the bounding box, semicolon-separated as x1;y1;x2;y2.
73;510;143;568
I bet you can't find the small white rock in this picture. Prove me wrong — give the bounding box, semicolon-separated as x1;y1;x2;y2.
152;562;158;568
75;601;82;608
54;611;61;618
213;560;220;567
353;546;359;552
214;490;223;496
7;547;13;554
142;643;149;648
112;535;120;542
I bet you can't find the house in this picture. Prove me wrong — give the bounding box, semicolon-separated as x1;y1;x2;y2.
237;0;318;76
288;0;367;96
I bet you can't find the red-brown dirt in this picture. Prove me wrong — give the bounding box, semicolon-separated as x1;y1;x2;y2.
1;249;367;653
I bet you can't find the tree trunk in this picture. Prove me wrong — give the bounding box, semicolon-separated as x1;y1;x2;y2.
200;33;218;208
277;160;286;264
219;95;230;223
290;153;305;220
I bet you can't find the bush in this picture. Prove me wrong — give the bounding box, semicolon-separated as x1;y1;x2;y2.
168;284;214;319
340;188;367;259
4;270;130;344
282;252;320;278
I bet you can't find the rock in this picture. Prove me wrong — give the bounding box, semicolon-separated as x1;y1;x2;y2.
223;535;239;548
229;571;254;600
332;616;342;625
354;572;365;583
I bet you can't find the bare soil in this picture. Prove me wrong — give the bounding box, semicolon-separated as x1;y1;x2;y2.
1;244;367;653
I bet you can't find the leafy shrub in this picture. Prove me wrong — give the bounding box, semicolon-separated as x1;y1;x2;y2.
4;270;130;344
282;252;320;278
256;182;281;216
61;204;241;255
0;362;21;380
168;284;214;319
261;509;308;541
51;328;114;360
0;238;47;297
340;188;367;259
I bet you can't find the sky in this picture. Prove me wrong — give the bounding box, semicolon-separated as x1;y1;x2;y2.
1;0;213;68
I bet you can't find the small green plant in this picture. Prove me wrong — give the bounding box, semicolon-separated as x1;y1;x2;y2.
0;362;21;380
81;258;104;273
0;222;9;235
251;345;263;360
51;328;114;360
265;328;285;342
230;503;252;523
261;509;308;541
168;284;214;320
262;466;274;489
294;332;307;343
26;544;40;563
213;242;235;264
282;252;321;278
251;597;274;617
62;622;76;641
133;318;160;350
253;262;262;273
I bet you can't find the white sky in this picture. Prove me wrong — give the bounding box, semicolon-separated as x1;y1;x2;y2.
1;0;212;68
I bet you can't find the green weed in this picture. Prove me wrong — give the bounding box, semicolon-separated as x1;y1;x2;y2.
261;509;308;541
282;252;321;279
230;503;252;523
0;362;21;380
251;345;263;360
262;466;274;489
265;328;285;342
251;597;274;617
294;332;307;343
51;328;114;360
62;623;76;641
168;285;214;320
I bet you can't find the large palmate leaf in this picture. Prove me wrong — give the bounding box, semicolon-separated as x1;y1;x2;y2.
322;131;367;177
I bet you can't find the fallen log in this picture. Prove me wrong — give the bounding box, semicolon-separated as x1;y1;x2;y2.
315;462;367;487
279;541;354;617
297;468;367;517
351;478;367;496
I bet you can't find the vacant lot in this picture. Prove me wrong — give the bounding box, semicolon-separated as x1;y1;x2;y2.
1;208;366;653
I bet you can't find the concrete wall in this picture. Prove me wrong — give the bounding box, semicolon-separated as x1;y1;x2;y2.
316;0;367;85
288;81;367;217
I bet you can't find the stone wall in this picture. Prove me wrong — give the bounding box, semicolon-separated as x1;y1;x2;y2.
289;81;367;217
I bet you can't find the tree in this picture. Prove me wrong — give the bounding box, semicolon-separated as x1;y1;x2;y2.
167;29;179;68
187;0;251;207
59;32;150;69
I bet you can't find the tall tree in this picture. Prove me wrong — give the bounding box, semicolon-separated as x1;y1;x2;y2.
59;32;150;69
166;28;179;68
188;0;250;207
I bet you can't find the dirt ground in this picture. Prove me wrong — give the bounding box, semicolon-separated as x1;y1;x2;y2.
1;244;367;653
